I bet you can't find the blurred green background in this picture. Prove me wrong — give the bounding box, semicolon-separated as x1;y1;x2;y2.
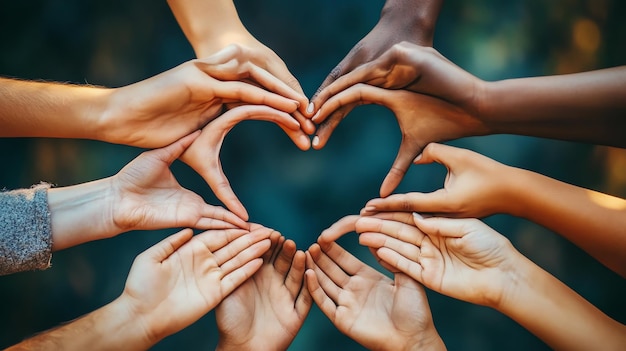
1;0;626;349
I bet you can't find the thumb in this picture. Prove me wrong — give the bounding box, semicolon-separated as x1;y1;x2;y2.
153;131;201;165
318;215;359;243
413;143;461;167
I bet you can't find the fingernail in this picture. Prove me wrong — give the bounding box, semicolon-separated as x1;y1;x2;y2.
306;102;314;115
312;136;320;147
294;100;301;107
363;206;375;213
300;135;311;148
413;154;423;163
413;212;424;220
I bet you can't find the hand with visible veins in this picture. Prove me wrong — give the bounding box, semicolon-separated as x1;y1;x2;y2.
306;215;446;351
310;84;485;198
179;105;310;221
216;226;311;351
310;0;444;114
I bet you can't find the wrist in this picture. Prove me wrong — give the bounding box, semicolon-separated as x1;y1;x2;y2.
216;339;255;351
381;0;441;46
402;328;447;351
110;295;159;349
488;249;531;311
48;177;118;251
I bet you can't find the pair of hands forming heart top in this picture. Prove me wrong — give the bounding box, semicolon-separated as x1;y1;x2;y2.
184;42;488;222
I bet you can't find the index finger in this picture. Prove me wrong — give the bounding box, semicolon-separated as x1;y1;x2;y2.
311;60;380;117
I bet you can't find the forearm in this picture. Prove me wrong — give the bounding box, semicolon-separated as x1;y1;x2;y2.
480;67;626;147
507;167;626;277
381;0;443;45
48;178;117;251
496;253;626;350
0;77;109;140
167;0;247;57
6;297;154;351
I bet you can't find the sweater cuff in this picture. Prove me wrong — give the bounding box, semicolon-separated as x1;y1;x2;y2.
0;183;52;275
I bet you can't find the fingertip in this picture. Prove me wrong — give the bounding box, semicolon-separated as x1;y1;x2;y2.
297;134;311;150
413;153;423;164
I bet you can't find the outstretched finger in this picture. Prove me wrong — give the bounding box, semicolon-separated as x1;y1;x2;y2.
413;214;483;239
355;217;425;247
143;228;194;263
305;269;338;321
376;247;425;284
361;192;449;216
318;215;359;244
380;138;422;198
274;239;297;278
198;204;248;230
285;249;306;301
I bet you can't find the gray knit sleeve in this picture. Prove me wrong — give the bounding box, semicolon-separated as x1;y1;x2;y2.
0;183;52;275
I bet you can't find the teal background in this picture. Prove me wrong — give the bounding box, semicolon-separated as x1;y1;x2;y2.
1;0;626;349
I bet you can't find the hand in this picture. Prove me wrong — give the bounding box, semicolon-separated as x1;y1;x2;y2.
179;105;310;221
312;42;482;113
111;132;247;233
311;84;486;197
310;0;444;111
120;227;272;345
358;213;519;308
307;216;446;351
361;143;515;218
202;44;315;134
216;226;311;351
100;57;302;148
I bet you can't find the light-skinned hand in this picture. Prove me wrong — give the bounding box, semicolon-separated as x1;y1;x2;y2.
216;226;311;351
306;216;446;351
120;226;272;345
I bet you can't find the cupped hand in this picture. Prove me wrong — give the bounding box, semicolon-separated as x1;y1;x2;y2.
111;132;248;233
179;105;310;221
306;230;444;351
362;213;519;308
216;227;311;351
361;143;514;218
201;44;315;134
101;57;301;149
310;0;444;112
311;84;485;197
121;226;272;344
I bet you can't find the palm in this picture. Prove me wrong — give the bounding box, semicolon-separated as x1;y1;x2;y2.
216;234;309;350
125;238;227;339
419;226;512;306
113;148;211;231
